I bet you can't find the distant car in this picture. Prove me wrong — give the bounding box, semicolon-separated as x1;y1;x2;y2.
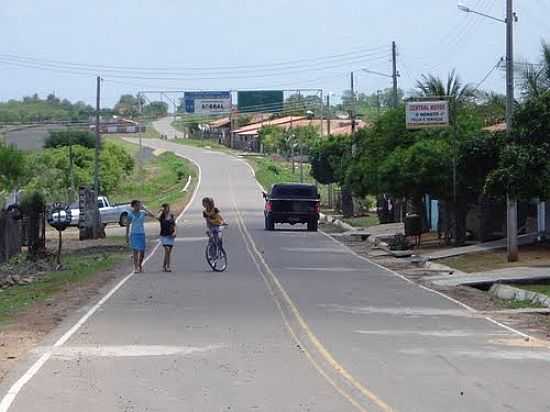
263;183;320;231
52;195;133;227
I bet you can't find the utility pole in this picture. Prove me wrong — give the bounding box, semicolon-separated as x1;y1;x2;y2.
94;76;101;195
319;89;324;137
506;0;518;262
326;94;331;136
392;41;399;108
138;93;144;196
350;72;356;154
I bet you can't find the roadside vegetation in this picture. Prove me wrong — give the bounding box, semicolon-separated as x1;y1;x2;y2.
0;245;126;324
519;284;550;298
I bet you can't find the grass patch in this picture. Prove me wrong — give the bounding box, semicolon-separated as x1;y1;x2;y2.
173;137;230;152
518;284;550;297
0;251;126;323
103;138;198;212
495;298;546;310
112;151;197;211
440;243;550;273
343;215;380;228
247;156;315;190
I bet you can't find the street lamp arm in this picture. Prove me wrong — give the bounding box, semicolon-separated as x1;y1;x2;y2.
457;4;506;23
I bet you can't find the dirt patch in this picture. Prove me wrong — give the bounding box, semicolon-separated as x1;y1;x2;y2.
439;243;550;273
0;240;140;383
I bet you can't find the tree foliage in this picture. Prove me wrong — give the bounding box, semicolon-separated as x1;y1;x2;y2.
24;141;134;201
44;129;96;149
143;101;168;118
0;95;94;123
0;143;27;192
310;135;351;185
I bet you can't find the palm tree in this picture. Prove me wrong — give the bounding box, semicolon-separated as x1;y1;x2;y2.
521;41;550;98
416;69;477;104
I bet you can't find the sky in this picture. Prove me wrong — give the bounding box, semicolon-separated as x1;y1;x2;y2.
0;0;549;107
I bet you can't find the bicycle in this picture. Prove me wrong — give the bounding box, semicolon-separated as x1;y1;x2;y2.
205;224;228;272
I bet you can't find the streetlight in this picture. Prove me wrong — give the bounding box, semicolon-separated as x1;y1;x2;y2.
458;0;518;262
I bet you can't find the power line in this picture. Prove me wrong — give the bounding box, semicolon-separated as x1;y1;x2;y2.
0;44;388;73
473;57;505;91
0;53;391;81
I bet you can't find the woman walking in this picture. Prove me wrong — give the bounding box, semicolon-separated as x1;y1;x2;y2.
159;203;176;272
126;200;155;273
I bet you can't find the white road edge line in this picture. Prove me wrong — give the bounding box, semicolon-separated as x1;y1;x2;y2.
0;143;202;412
319;229;532;341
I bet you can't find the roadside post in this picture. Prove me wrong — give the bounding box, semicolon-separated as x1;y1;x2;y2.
47;203;72;269
405;97;453;241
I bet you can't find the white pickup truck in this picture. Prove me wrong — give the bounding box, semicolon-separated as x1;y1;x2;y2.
61;195;133;227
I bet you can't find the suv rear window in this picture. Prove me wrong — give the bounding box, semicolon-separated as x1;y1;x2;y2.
271;185;317;198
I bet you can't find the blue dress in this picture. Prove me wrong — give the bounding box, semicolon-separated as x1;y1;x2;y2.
128;211;146;252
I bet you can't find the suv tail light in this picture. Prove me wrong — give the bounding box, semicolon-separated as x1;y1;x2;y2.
266;201;272;212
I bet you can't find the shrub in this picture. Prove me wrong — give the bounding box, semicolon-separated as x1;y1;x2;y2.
44;130;96;149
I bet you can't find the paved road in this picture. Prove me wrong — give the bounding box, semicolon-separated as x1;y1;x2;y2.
4;125;65;150
2;136;550;411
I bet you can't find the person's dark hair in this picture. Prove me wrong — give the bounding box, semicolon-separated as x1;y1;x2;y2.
131;200;140;207
161;203;170;209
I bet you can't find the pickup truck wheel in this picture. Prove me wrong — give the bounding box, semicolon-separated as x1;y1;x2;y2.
307;220;318;232
265;216;275;231
119;213;129;227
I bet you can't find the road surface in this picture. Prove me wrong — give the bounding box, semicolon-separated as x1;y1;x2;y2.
2;135;550;411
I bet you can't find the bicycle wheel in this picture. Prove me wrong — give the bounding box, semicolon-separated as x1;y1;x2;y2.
205;241;227;272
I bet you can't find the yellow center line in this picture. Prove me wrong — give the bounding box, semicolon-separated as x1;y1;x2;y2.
228;176;394;412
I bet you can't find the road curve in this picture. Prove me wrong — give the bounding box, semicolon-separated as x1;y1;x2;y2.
1;136;550;412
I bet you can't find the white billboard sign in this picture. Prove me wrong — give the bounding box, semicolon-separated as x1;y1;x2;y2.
406;100;450;129
184;91;231;114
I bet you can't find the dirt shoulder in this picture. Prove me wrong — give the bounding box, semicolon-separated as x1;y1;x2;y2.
0;237;143;382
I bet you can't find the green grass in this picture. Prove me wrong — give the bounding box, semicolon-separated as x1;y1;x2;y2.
104;136;140;156
173;137;230;152
495;298;546;310
246;156;315;190
0;251;126;323
112;151;197;212
518;284;550;297
343;215;380;228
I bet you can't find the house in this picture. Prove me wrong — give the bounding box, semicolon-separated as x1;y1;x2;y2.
229;116;368;151
89;118;145;134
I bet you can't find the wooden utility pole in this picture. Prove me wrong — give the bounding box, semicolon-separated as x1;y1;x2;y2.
94;76;101;195
392;41;399;108
326;94;331;136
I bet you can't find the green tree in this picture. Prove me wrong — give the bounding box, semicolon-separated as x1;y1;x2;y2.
143;101;169;118
114;94;143;117
44;129;96;149
416;70;476;103
0;143;27;192
258;125;284;153
520;41;550;98
310;135;351;185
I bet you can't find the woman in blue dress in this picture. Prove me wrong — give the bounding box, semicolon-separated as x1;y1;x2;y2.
126;200;154;273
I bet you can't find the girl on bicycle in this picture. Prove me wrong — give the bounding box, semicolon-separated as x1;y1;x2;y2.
202;197;224;229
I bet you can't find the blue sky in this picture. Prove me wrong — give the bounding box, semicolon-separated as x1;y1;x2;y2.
0;0;549;107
